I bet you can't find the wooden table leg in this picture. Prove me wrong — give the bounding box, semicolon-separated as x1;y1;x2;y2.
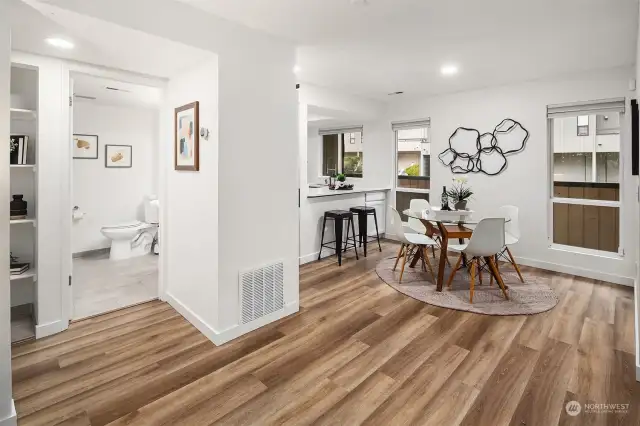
436;223;449;291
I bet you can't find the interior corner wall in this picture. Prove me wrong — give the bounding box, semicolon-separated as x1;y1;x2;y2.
387;66;637;285
163;57;220;333
216;53;299;333
72;102;158;253
0;9;16;426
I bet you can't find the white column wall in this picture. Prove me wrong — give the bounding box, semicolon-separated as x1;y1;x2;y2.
0;6;16;426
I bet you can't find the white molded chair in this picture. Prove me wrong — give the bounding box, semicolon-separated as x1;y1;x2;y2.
446;217;509;303
390;207;438;283
403;199;430;234
498;205;524;283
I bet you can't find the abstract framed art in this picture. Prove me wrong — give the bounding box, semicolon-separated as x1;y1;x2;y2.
174;101;200;171
105;144;132;168
73;134;99;159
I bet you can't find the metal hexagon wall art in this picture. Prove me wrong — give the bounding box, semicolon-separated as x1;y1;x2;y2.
438;119;529;176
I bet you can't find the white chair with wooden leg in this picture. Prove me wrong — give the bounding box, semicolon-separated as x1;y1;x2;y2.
499;205;525;283
390;207;438;284
446;217;509;303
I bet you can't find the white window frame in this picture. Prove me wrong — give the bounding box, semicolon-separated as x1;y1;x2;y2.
318;126;363;179
393;119;431;195
547;98;626;258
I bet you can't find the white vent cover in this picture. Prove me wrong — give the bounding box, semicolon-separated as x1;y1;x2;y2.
240;261;284;324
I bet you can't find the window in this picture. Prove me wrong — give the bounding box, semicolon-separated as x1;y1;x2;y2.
320;127;363;178
548;99;624;254
391;118;431;221
577;115;589;136
396;127;430;189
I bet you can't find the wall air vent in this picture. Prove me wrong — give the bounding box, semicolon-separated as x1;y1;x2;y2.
74;94;97;100
239;261;284;324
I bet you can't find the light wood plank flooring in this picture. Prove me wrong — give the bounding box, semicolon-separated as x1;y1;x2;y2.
11;241;640;425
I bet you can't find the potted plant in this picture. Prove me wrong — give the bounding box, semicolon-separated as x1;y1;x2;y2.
447;176;473;210
336;173;346;188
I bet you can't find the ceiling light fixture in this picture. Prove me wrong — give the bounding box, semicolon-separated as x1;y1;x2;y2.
441;65;459;76
46;38;74;49
293;65;301;73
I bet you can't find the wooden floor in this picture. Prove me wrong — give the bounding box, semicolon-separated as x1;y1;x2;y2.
11;241;640;425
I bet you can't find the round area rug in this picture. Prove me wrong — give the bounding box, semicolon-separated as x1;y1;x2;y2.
375;257;558;315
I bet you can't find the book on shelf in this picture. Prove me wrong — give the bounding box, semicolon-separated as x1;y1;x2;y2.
10;262;30;275
10;135;29;165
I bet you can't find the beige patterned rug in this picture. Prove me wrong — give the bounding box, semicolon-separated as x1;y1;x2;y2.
375;257;558;316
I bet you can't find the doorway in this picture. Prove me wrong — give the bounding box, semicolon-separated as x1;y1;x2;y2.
70;72;162;320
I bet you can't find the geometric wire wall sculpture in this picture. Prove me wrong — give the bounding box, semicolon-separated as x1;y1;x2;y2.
438;118;529;176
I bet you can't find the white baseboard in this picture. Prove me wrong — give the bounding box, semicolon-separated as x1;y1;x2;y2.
0;400;16;426
35;319;68;339
516;256;633;287
164;292;298;346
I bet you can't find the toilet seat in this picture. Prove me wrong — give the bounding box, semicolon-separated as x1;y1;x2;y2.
102;221;151;231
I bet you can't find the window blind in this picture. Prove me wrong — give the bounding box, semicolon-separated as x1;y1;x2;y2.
391;118;431;131
318;126;363;136
547;98;626;118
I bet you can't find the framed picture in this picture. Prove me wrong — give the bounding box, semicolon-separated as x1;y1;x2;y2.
105;145;132;168
73;134;99;159
174;101;200;171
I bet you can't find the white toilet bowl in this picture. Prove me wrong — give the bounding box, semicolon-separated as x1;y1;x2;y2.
100;221;156;261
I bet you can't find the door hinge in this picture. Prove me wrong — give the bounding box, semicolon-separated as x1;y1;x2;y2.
68;275;72;286
69;96;73;107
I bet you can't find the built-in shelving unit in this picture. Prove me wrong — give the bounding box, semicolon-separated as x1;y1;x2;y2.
10;64;38;344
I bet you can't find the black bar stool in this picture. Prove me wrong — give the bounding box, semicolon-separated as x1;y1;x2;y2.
318;210;359;266
350;206;382;257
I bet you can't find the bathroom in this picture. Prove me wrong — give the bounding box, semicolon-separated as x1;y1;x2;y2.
71;73;161;319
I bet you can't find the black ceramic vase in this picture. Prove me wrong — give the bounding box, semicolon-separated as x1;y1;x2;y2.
10;195;27;219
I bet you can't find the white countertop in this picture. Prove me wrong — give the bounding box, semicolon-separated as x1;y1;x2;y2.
307;186;391;198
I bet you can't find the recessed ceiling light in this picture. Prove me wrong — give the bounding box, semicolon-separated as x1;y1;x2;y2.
441;65;458;76
293;65;301;73
46;38;74;49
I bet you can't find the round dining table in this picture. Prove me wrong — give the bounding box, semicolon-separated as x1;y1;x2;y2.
403;208;508;292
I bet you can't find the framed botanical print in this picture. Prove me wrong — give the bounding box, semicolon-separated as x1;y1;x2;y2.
73;134;99;159
105;144;132;168
174;101;200;171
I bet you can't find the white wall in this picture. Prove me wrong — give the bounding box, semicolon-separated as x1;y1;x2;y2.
48;0;300;345
163;57;220;334
216;53;299;333
387;66;637;285
72;102;158;253
0;7;16;426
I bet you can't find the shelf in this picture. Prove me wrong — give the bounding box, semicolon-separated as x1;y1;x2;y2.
10;218;36;226
10;269;37;281
11;316;35;344
10;108;37;121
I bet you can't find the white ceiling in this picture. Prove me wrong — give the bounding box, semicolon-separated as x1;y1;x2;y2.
72;74;162;109
10;0;213;80
175;0;639;99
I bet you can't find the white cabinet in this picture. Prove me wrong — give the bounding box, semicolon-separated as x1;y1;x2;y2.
365;192;386;236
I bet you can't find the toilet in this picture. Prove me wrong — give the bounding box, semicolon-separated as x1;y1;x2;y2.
100;196;159;261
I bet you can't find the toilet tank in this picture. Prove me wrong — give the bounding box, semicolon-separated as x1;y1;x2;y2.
145;195;159;224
